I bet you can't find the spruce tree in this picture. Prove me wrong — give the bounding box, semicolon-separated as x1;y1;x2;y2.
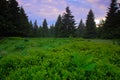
49;24;55;37
84;9;96;38
28;20;34;37
38;26;43;37
42;19;48;37
115;4;120;38
0;0;12;37
77;19;85;37
97;20;105;38
0;0;31;37
9;0;21;36
19;7;29;36
61;6;76;37
33;20;39;37
55;15;62;37
103;0;120;39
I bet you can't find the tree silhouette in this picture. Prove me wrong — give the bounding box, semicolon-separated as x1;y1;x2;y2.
84;9;96;38
103;0;120;39
33;20;39;37
77;19;85;37
42;19;48;37
55;15;62;37
61;6;76;37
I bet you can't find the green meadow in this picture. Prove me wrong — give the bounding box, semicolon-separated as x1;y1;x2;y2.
0;38;120;80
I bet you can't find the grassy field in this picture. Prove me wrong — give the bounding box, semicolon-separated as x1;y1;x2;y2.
0;37;120;80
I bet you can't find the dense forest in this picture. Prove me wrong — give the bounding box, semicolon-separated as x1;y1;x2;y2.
0;0;120;39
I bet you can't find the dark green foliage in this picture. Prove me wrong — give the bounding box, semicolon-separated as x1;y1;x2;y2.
33;20;39;37
84;9;97;38
76;19;85;37
112;40;120;46
9;0;21;36
49;24;55;37
60;6;76;37
55;15;62;37
103;0;120;39
0;0;31;37
38;26;43;37
28;20;34;37
14;44;25;51
42;19;49;37
117;40;120;46
24;38;29;42
19;7;30;37
0;0;13;37
97;20;105;38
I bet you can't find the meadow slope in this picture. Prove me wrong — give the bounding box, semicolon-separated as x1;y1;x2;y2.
0;38;120;80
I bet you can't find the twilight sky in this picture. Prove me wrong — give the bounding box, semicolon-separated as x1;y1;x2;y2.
17;0;113;26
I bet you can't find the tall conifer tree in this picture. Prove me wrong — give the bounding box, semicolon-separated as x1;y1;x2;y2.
84;9;96;38
49;24;55;37
103;0;120;38
42;19;48;37
38;26;43;37
28;20;34;37
61;6;76;37
0;0;31;37
9;0;21;36
77;19;85;37
55;15;62;37
0;0;12;36
19;7;29;36
33;20;39;37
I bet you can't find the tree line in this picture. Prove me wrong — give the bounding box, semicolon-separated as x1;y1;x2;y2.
0;0;120;39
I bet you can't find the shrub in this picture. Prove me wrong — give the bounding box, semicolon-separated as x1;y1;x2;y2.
14;45;25;50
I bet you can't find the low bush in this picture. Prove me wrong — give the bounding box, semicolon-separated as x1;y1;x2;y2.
0;38;120;80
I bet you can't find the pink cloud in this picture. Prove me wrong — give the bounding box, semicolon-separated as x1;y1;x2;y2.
87;0;98;4
17;0;109;25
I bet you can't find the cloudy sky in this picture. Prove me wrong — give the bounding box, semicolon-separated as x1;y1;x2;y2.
17;0;112;26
